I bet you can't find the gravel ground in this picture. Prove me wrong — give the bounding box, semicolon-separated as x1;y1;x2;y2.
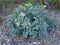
0;4;60;45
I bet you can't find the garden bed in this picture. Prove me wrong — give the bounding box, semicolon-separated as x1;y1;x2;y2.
0;0;60;45
0;7;60;45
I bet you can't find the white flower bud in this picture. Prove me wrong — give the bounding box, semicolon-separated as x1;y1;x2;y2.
19;12;25;17
16;22;20;26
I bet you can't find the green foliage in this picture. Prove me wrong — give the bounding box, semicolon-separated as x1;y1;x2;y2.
40;0;42;5
7;3;58;39
25;0;43;6
49;0;57;4
26;0;34;4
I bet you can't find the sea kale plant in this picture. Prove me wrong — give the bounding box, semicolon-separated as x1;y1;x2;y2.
7;3;58;39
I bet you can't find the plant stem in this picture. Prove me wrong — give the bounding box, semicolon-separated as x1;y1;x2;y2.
40;0;42;6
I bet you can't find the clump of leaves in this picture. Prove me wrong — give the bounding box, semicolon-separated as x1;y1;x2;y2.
26;0;34;4
49;0;57;4
7;3;58;39
25;0;43;6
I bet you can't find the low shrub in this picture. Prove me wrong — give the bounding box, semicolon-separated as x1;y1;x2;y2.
7;3;58;39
